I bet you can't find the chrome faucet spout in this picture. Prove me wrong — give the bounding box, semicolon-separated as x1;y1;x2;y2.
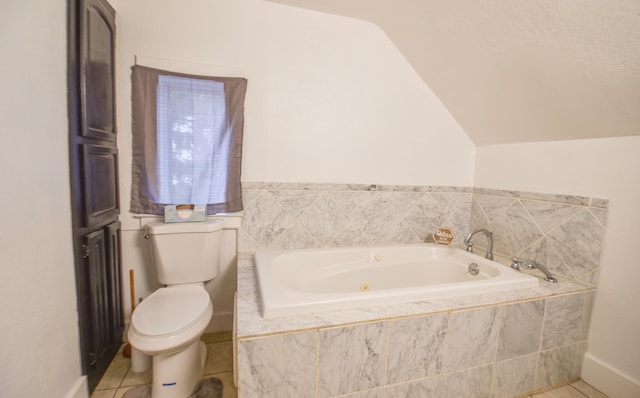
511;257;558;283
527;260;558;283
463;228;494;260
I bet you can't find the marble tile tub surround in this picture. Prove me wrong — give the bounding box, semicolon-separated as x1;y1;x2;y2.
236;255;596;398
239;182;608;286
471;188;608;287
239;182;473;251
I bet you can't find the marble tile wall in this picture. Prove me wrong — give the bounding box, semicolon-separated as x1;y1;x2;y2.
470;188;608;286
237;330;317;397
239;182;608;286
239;182;472;252
237;290;593;397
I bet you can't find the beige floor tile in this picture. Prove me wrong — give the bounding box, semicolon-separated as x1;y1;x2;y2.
205;340;234;375
121;366;153;387
95;352;131;390
570;380;609;398
532;385;586;398
90;389;116;398
113;385;139;398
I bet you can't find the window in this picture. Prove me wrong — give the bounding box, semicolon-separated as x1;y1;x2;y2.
130;65;247;215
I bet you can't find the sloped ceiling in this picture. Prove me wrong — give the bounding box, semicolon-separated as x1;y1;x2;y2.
265;0;640;146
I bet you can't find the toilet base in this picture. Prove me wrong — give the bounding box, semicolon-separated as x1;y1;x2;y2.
151;339;207;398
131;347;152;373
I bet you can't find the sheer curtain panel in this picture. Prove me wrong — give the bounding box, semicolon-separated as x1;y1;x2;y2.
130;65;247;215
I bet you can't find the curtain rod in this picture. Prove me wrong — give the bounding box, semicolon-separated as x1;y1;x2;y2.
134;55;247;78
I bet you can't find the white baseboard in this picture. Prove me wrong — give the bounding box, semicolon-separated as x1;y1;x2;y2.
582;352;640;398
65;376;88;398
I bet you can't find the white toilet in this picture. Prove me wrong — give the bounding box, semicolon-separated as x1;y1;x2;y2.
128;219;223;398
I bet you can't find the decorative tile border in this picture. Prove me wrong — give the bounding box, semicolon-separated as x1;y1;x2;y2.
473;187;608;208
242;182;472;193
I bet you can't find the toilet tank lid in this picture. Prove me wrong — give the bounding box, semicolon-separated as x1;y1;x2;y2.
146;219;223;235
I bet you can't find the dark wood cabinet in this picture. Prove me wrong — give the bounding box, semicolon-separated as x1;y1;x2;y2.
68;0;123;391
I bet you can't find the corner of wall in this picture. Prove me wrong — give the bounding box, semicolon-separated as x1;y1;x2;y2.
64;376;88;398
582;353;640;398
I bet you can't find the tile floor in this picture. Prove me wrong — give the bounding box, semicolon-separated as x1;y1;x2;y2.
531;381;609;398
90;331;236;398
91;332;608;398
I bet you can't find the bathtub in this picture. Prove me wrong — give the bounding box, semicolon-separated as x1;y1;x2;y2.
255;244;539;319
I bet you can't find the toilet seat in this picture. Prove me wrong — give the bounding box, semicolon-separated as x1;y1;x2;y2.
129;285;213;355
133;285;211;337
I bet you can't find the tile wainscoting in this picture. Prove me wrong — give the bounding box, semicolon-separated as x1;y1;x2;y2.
470;188;607;287
239;182;607;286
239;183;472;252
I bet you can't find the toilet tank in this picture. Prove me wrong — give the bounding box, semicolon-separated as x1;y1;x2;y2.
145;219;223;285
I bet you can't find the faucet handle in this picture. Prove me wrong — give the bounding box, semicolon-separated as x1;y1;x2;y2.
465;242;474;253
511;256;524;270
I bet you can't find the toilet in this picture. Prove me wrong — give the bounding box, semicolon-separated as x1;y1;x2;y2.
128;219;223;398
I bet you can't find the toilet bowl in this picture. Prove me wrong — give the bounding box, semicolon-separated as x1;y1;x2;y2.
128;284;213;398
128;219;223;398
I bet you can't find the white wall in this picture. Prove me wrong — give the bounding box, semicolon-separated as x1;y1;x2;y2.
0;1;87;397
475;137;640;398
112;0;474;198
111;0;474;325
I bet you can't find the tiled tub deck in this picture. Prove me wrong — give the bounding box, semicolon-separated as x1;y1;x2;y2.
235;253;595;398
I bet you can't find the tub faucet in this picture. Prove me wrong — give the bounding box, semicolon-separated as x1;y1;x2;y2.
511;257;558;283
463;228;494;260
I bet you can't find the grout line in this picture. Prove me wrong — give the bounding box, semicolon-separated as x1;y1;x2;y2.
316;330;320;398
383;321;390;398
569;384;590;397
488;305;504;397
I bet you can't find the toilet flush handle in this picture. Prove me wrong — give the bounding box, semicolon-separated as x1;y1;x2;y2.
144;233;150;240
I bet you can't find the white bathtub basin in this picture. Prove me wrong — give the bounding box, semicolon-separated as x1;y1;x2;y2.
255;244;539;319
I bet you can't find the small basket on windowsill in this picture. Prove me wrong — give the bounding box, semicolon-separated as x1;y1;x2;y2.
164;204;206;223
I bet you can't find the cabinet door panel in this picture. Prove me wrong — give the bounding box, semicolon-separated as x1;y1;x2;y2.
82;0;116;141
105;221;124;339
84;229;109;367
82;144;119;227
